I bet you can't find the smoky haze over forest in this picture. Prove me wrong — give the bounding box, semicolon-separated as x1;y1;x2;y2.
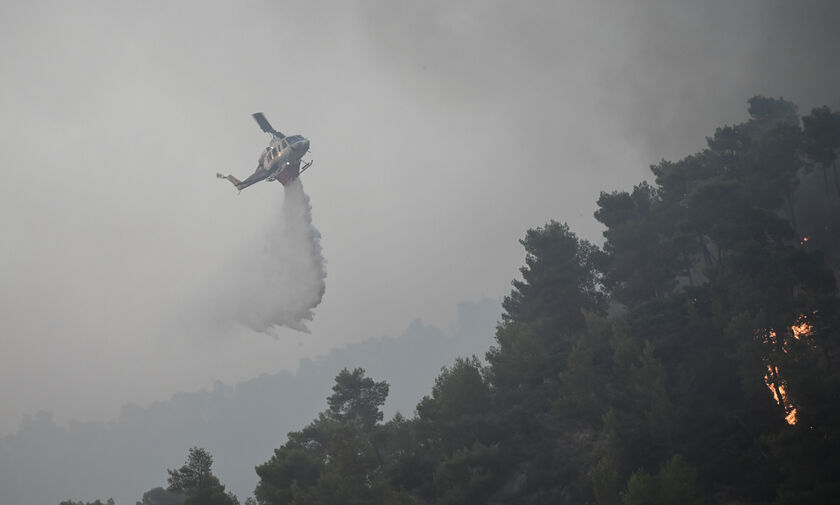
0;299;500;505
1;1;839;504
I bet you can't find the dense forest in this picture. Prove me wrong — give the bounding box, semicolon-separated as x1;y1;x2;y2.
70;96;840;505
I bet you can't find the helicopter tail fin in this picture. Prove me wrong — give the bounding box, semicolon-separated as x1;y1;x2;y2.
217;173;243;190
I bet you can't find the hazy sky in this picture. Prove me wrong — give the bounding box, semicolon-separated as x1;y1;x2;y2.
1;0;838;437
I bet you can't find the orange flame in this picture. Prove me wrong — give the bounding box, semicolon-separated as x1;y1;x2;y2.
791;321;812;340
758;318;811;426
764;364;798;425
785;407;798;425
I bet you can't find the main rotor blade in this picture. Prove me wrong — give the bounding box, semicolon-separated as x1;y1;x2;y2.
252;112;284;138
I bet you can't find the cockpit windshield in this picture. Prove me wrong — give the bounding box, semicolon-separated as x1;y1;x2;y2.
286;135;302;143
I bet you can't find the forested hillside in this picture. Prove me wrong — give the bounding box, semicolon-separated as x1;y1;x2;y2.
65;96;840;505
1;300;500;505
241;97;840;505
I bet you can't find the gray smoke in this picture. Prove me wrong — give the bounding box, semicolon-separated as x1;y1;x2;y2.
237;179;327;334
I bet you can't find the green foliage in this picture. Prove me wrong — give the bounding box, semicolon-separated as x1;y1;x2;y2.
255;369;401;505
745;95;799;139
501;220;606;330
801;106;840;168
167;447;237;505
596;183;682;306
432;442;503;505
136;487;184;505
326;368;389;431
765;424;840;505
248;95;840;505
489;221;605;423
621;455;704;505
802;105;840;200
254;445;322;505
313;422;385;505
621;469;658;505
592;447;624;505
245;95;840;505
61;93;840;505
416;357;495;453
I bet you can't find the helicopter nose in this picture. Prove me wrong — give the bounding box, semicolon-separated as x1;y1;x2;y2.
296;139;310;152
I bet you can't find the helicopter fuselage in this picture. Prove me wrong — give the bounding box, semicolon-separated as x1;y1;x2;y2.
216;113;312;191
260;134;310;185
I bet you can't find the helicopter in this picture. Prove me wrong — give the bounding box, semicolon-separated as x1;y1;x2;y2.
217;112;312;191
